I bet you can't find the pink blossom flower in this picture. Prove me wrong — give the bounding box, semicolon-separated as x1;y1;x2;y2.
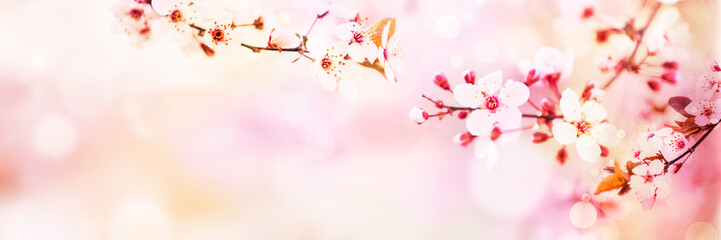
661;131;689;160
552;89;620;163
333;21;379;63
452;70;529;136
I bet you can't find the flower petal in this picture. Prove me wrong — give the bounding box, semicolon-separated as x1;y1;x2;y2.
495;106;522;129
332;22;358;41
560;89;582;122
581;101;607;124
466;109;495;136
591;123;620;147
453;83;484;108
576;135;601;163
473;137;499;171
499;80;530;107
477;70;503;94
552;122;578;145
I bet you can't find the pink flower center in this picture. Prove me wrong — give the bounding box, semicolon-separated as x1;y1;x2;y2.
575;121;591;135
128;8;144;20
676;140;686;149
383;48;389;60
321;57;333;71
352;31;365;43
702;108;714;117
170;10;183;23
485;96;499;111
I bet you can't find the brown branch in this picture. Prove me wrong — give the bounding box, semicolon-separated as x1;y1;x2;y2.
602;2;663;90
664;122;719;171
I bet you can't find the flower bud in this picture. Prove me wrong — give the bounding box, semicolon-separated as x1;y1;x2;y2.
600;145;609;158
660;70;677;85
532;132;550;143
453;132;477;147
409;107;429;124
457;111;468;119
433;73;451;91
463;70;476;84
540;98;556;116
581;82;597;101
556;147;568;165
582;7;594;19
662;61;678;70
268;28;301;49
524;69;540;86
490;127;502;141
713;62;721;72
647;79;661;91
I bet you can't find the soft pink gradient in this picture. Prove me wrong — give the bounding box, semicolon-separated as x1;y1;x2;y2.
0;0;719;239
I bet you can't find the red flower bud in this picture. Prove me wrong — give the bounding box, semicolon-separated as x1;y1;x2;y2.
647;79;661;91
556;147;567;165
490;127;502;141
596;29;610;43
434;73;451;91
532;132;549;143
434;100;445;109
457;111;468;119
524;69;540;86
581;82;596;101
660;71;677;85
463;70;476;85
662;61;678;70
713;63;721;72
454;132;477;147
600;145;609;158
540;98;556;116
582;7;594;19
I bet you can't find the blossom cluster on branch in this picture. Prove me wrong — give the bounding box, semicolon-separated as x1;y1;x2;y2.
112;0;401;91
410;0;712;213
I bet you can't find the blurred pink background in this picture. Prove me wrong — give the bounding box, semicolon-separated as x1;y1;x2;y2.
0;0;720;239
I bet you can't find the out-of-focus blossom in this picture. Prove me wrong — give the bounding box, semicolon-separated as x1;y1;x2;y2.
268;28;301;49
333;21;379;63
111;1;158;45
379;21;403;83
552;89;620;163
694;69;721;100
519;46;574;82
453;70;529;136
408;107;429;124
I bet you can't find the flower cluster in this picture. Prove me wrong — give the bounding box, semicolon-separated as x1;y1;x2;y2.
112;0;401;92
410;0;712;214
411;61;622;168
594;64;721;209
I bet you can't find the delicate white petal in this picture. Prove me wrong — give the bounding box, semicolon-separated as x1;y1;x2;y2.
684;101;701;115
319;75;337;91
347;44;365;62
332;22;358;41
695;115;710;126
592;123;620;147
453;83;484;108
499;80;529;107
477;70;503;93
466;109;495;136
576;135;601;163
384;62;396;82
581;101;607;124
473;137;499;171
552;122;578;145
648;161;664;175
560;89;582;122
495;106;522;129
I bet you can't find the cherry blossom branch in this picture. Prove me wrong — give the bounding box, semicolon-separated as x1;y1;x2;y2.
420;95;563;120
602;2;663;90
664;122;719;171
188;24;309;54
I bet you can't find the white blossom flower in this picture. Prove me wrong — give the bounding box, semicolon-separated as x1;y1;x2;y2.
661;131;688;160
452;70;529;136
551;89;620;163
333;21;379;63
111;1;158;45
199;13;240;52
150;0;202;46
693;70;721;100
378;21;402;83
519;46;574;82
306;37;350;91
